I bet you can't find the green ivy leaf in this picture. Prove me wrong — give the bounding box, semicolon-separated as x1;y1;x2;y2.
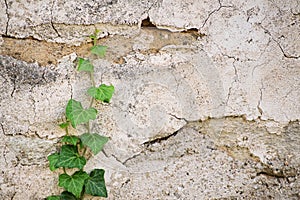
77;57;94;72
80;133;109;155
59;122;69;129
46;195;60;200
48;153;60;171
61;136;80;146
55;145;86;169
59;171;89;198
85;169;107;197
87;84;115;103
66;99;97;128
60;191;78;200
91;45;107;57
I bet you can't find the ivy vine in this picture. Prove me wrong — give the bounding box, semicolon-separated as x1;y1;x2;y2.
47;30;114;200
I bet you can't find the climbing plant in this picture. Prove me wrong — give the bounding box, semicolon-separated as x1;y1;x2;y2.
47;30;114;200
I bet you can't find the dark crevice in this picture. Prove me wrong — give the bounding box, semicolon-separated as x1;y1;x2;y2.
182;28;206;38
141;17;156;27
1;34;42;41
0;123;5;135
4;0;9;35
122;153;140;165
50;0;61;37
169;113;188;123
141;17;206;38
10;75;17;97
275;40;299;59
256;170;285;178
10;192;16;200
51;22;61;37
143;128;182;147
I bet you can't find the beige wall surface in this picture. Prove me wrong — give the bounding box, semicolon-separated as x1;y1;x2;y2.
0;0;299;199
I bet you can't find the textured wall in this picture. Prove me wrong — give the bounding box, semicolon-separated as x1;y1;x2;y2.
0;0;299;199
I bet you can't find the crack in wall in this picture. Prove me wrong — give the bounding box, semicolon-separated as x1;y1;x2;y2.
274;39;300;59
10;75;16;97
260;25;300;59
10;191;16;200
142;127;182;147
4;0;9;35
0;123;5;135
257;82;264;116
168;113;188;123
222;54;238;105
50;0;61;37
201;0;233;29
122;153;141;165
1;24;200;66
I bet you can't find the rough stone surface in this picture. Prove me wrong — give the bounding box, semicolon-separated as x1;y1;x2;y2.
0;0;299;199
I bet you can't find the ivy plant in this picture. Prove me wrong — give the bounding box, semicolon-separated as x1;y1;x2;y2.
47;30;114;200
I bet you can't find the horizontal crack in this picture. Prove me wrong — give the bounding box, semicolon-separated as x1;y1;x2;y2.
168;113;188;123
143;128;182;147
256;169;286;178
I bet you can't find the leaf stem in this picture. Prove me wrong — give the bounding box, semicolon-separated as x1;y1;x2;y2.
90;71;95;87
82;147;87;157
65;126;69;136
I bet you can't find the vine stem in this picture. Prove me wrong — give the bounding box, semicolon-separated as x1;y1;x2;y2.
65;125;69;136
87;71;95;133
85;71;96;157
90;71;95;87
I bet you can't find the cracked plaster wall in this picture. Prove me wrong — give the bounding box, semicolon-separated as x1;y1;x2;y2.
0;0;299;199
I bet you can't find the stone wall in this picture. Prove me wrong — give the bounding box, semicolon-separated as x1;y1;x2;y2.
0;0;299;199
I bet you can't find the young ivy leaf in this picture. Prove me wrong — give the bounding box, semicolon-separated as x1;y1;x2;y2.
59;171;89;198
90;45;107;58
66;99;97;128
77;57;94;72
85;169;107;197
55;145;86;169
87;84;115;103
61;136;80;146
47;153;60;171
80;133;109;155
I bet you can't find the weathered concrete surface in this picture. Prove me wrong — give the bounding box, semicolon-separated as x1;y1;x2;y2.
0;0;299;199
